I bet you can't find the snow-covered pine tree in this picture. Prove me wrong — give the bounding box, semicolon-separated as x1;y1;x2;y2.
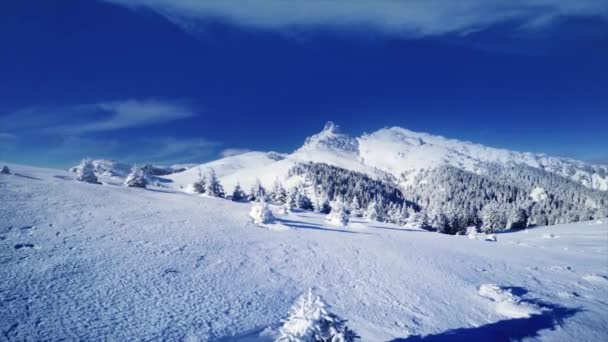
192;170;206;194
326;199;349;226
270;178;288;204
204;169;225;197
364;200;383;222
481;204;507;233
1;165;11;175
276;289;359;342
386;203;402;225
349;195;363;217
408;210;430;229
249;178;267;202
249;202;274;225
124;165;148;188
231;182;247;202
506;207;527;229
286;187;298;210
75;158;100;184
313;192;331;214
295;187;314;211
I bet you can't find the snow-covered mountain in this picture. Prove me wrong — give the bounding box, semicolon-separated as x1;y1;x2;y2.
164;122;608;192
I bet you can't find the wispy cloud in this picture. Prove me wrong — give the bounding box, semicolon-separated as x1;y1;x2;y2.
0;99;214;167
106;0;607;37
0;99;197;134
20;135;219;168
61;99;196;133
0;132;17;140
220;148;251;158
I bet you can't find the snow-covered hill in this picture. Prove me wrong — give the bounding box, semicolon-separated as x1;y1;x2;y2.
163;122;608;192
1;163;607;341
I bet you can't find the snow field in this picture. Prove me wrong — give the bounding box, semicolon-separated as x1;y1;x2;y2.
1;163;607;341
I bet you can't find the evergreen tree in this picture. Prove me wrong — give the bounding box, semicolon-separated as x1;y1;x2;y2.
205;169;225;197
294;187;314;211
287;187;299;210
249;202;274;225
270;178;288;203
1;165;11;175
276;289;359;342
506;208;528;229
192;170;206;194
313;192;332;214
75;159;100;184
124;165;148;188
326;199;349;226
481;204;506;233
231;182;247;202
408;210;430;229
349;195;363;217
249;178;267;202
365;200;383;222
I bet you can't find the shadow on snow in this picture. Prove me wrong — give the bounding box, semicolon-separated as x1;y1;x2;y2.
275;218;370;235
390;292;581;342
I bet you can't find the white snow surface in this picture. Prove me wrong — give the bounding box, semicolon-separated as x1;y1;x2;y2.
1;163;608;341
162;123;608;192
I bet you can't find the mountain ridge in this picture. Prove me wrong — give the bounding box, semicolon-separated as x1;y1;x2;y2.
161;122;607;192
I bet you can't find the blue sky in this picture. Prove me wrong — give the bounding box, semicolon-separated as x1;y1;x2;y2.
1;0;607;168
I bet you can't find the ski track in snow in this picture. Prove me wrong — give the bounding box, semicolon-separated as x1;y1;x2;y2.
1;164;607;341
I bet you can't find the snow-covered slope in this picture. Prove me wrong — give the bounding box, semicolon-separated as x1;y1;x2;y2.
165;151;288;190
164;123;384;192
1;164;607;341
162;123;608;193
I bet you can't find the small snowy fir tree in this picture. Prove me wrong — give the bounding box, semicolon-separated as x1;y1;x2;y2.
75;159;100;184
124;165;148;188
270;178;288;204
249;178;267;202
364;200;383;222
1;165;11;175
349;196;362;217
249;202;274;225
295;188;314;211
204;169;225;197
192;170;206;194
231;182;247;202
276;289;359;342
313;192;331;214
326;200;349;227
287;187;299;210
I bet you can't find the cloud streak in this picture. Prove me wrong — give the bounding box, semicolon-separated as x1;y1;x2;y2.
220;148;251;158
0;99;197;134
107;0;608;37
55;99;197;133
